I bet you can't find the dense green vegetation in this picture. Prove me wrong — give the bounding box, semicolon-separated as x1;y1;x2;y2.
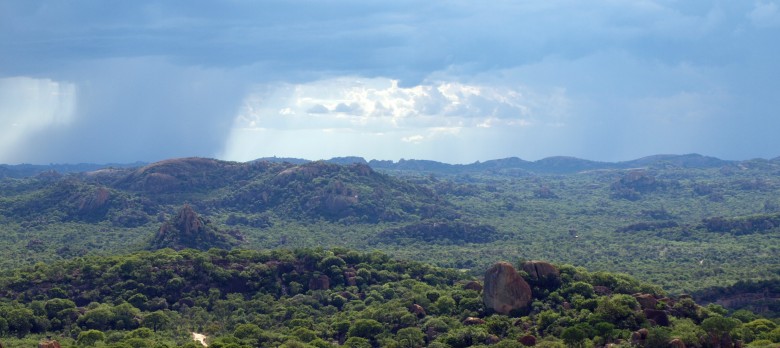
1;248;778;348
1;155;780;322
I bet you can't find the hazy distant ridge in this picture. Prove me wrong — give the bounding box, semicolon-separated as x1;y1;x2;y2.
2;153;775;178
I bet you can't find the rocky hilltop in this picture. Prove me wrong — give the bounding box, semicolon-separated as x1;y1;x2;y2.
150;204;241;251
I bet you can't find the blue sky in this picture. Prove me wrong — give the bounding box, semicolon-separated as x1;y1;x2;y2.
1;1;779;164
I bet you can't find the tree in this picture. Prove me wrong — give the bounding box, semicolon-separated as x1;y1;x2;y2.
701;317;740;337
486;315;512;337
45;298;76;319
234;323;262;340
113;303;141;330
292;327;318;342
743;319;777;337
0;317;8;336
6;308;35;337
593;322;615;343
763;327;780;343
77;329;106;346
594;295;641;329
670;318;705;347
440;327;490;348
432;295;456;315
343;337;372;348
644;327;672;348
396;327;425;348
561;326;587;348
143;311;171;332
77;305;114;331
701;316;740;347
347;319;383;340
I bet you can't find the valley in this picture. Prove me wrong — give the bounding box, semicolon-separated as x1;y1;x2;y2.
1;154;779;347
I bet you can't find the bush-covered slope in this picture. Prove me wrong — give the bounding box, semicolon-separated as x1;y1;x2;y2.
2;155;780;300
1;248;774;348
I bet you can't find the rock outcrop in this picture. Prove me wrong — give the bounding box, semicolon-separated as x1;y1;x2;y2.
631;328;649;346
518;335;537;346
409;304;426;318
644;308;670;326
308;275;330;290
521;261;559;279
486;335;501;344
483;262;533;314
149;204;239;251
522;260;561;288
669;338;685;348
634;293;658;310
464;280;483;292
463;317;486;325
38;339;61;348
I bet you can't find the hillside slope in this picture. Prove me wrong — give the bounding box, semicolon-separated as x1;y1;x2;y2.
1;155;780;301
1;248;768;348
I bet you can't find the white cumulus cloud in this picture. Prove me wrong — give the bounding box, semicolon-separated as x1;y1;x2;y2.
221;76;568;161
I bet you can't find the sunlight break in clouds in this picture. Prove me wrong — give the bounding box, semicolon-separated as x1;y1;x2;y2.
0;77;77;163
221;77;568;162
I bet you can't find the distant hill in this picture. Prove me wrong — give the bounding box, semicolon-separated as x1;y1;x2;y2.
0;162;145;178
0;157;458;226
368;153;736;174
0;154;764;178
620;154;731;169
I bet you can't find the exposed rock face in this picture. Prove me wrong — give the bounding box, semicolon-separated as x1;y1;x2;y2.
463;317;486;325
118;157;237;193
631;328;649;346
486;335;501;344
343;268;357;286
519;335;537;346
38;340;61;348
409;304;426;318
644;308;670;326
464;281;483;292
522;261;559;279
78;187;111;213
634;293;658;310
308;275;330;290
669;338;685;348
150;204;238;251
658;297;674;309
483;262;533;314
521;261;561;288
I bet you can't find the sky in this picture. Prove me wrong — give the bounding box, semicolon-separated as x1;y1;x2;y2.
1;1;779;164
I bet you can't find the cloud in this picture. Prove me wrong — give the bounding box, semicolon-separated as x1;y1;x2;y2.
1;1;779;163
220;76;567;161
748;1;780;27
0;1;765;80
307;104;330;114
1;57;247;164
0;77;77;163
401;135;424;144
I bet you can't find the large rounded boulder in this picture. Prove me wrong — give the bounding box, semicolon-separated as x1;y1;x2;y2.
521;260;561;289
483;262;533;314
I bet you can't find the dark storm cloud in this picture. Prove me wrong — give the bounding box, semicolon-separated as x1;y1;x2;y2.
1;1;779;163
